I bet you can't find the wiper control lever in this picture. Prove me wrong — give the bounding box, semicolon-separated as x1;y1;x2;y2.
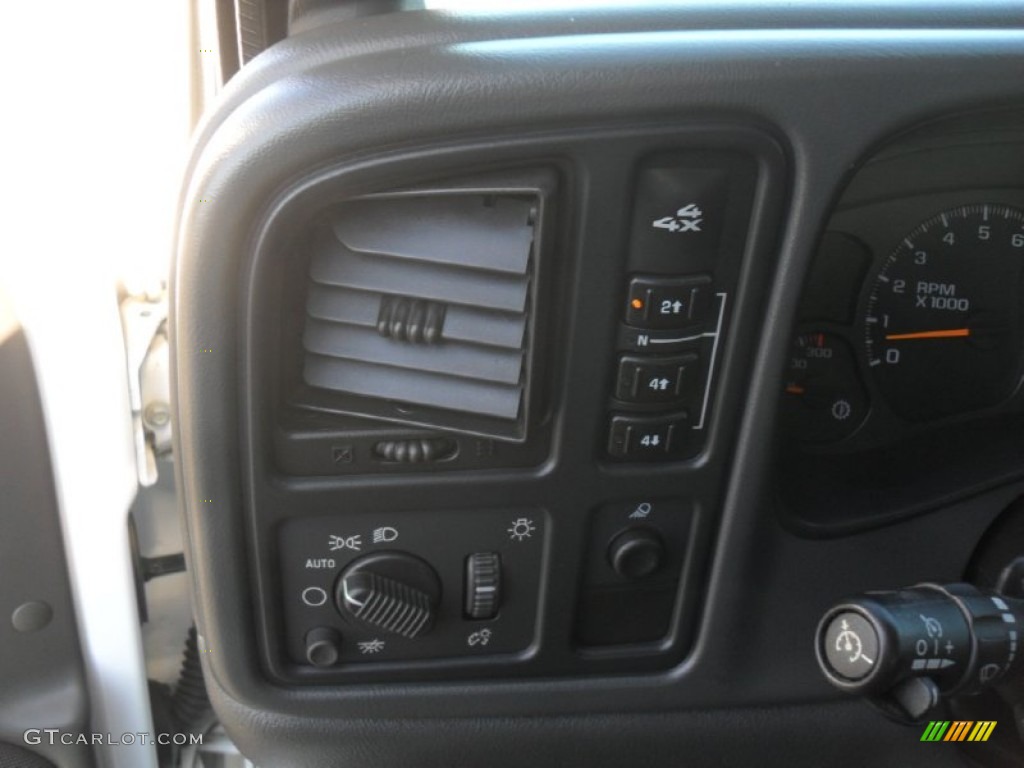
816;583;1024;719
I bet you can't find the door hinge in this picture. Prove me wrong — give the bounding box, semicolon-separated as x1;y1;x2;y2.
120;289;171;486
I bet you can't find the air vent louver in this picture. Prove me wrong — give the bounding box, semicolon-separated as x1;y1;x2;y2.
302;193;539;438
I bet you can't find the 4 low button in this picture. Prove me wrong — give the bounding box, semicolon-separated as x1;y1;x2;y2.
607;413;688;459
616;353;698;404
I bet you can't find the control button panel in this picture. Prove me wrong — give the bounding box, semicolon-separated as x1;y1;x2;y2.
576;499;693;647
280;510;545;669
607;281;725;461
260;144;769;682
602;152;755;462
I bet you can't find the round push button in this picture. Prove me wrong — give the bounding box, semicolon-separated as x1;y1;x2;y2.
607;528;666;580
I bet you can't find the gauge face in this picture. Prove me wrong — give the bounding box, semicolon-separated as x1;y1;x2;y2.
864;204;1024;421
783;332;868;443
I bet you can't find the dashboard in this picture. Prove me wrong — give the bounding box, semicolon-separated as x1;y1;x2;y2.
168;4;1024;767
778;112;1024;535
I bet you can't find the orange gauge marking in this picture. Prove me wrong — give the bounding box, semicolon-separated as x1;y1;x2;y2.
884;328;970;341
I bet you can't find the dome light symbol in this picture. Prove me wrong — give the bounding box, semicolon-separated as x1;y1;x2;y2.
507;517;536;542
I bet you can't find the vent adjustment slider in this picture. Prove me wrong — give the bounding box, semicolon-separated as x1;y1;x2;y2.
377;296;446;344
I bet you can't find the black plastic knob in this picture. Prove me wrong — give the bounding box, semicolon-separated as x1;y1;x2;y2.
608;527;666;580
335;552;441;638
305;627;342;668
820;611;880;682
465;553;502;619
816;583;1024;702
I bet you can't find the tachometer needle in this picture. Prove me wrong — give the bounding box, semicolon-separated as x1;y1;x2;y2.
884;328;971;341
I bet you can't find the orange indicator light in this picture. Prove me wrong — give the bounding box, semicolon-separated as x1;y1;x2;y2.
631;298;644;310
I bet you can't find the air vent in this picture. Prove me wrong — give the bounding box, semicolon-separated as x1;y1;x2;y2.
301;191;542;440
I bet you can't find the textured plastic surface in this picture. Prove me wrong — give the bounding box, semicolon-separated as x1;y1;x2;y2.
170;3;1024;767
0;744;56;768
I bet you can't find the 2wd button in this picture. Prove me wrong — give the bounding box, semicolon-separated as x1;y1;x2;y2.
607;413;688;460
625;275;712;330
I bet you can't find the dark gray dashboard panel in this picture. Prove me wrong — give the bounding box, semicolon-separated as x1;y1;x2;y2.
247;124;783;686
172;3;1024;766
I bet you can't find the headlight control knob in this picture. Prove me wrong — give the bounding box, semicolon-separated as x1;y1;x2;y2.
464;552;502;620
335;552;441;639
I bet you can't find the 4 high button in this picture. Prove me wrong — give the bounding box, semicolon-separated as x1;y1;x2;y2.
615;353;698;404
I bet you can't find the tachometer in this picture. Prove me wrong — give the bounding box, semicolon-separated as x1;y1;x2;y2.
863;204;1024;421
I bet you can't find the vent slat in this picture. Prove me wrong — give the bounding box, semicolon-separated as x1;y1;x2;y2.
304;355;523;421
307;285;527;350
304;320;523;385
443;307;526;350
306;285;379;325
311;247;529;314
334;196;533;275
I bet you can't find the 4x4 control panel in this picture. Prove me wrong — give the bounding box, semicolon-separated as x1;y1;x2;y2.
606;153;752;461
